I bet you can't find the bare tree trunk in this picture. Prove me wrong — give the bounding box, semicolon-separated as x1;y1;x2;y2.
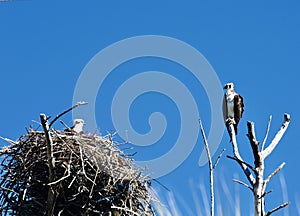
40;114;56;216
247;121;265;216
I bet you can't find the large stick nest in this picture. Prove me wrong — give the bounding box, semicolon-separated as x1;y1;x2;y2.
0;123;156;215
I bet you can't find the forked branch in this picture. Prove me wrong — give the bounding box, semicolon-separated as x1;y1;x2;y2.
232;179;253;192
264;162;285;184
265;201;290;216
199;119;214;216
199;119;225;216
213;148;226;169
262;114;290;159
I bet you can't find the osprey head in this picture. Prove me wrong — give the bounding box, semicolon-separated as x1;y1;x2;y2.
73;119;85;134
74;119;85;125
224;82;234;90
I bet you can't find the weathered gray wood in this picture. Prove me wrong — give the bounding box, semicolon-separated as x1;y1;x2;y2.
226;114;290;216
40;113;56;216
199;119;225;216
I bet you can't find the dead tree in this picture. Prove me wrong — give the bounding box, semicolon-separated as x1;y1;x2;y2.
199;119;225;216
226;114;290;216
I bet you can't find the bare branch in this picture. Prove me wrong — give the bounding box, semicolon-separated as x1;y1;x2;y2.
40;114;55;171
88;166;99;198
59;120;71;130
0;136;19;145
232;179;253;192
0;186;19;195
262;115;272;151
227;123;256;186
48;164;71;186
151;178;170;192
265;201;290;216
262;114;290;159
49;101;88;128
246;121;261;168
199;119;214;216
264;162;285;184
262;190;273;198
213;148;226;169
40;114;56;216
198;120;212;170
226;155;256;173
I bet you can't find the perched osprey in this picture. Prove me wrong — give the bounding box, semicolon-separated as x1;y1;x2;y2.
222;82;244;134
72;119;85;134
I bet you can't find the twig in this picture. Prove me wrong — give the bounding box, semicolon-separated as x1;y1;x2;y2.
265;201;290;216
22;176;31;200
59;120;71;130
0;186;19;195
264;162;285;184
151;178;170;192
68;177;76;189
48;164;71;186
49;101;88;128
213;148;226;169
232;179;253;191
262;114;290;159
262;190;273;198
0;136;19;145
226;155;256;173
78;142;95;184
89;166;99;198
31;119;42;127
261;115;272;151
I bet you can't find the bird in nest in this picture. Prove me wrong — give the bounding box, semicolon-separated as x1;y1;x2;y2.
63;119;85;135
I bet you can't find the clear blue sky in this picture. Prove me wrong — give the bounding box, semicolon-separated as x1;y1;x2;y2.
1;1;300;215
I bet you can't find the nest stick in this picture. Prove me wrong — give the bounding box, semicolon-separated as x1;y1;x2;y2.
49;101;88;128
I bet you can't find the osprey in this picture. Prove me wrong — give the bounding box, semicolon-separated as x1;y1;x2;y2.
72;119;85;134
222;82;244;134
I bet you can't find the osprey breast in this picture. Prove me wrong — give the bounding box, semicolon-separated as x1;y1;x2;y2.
227;100;234;118
226;93;235;119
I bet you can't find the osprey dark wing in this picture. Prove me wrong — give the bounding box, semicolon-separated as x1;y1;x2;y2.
233;94;244;133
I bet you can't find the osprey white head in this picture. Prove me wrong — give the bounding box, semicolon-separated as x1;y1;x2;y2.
224;82;235;99
224;82;234;90
73;119;85;134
